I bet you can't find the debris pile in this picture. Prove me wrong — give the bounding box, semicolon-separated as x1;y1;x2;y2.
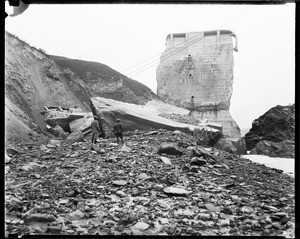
5;129;294;237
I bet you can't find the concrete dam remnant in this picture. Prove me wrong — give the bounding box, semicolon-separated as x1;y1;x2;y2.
156;30;240;138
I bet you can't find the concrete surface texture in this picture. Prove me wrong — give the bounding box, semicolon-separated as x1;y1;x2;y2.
156;30;240;138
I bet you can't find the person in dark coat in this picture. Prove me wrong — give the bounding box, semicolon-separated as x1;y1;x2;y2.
113;119;124;144
91;116;101;146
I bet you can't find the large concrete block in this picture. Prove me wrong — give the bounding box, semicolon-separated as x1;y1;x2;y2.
156;30;240;138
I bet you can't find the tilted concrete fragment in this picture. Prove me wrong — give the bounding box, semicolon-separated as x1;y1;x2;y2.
90;97;200;136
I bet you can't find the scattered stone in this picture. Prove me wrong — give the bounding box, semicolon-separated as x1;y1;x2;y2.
205;203;221;212
241;206;255;214
159;218;169;224
6;197;22;212
116;190;126;197
191;147;218;162
158;144;183;156
6;147;23;155
39;145;48;151
58;199;69;205
49;139;61;147
160;156;172;165
24;213;56;223
133;222;149;230
178;141;190;148
91;144;105;154
173;130;183;135
109;143;119;147
197;213;211;221
263;205;279;212
163;187;191;197
67;210;85;220
118;145;132;153
138;173;152;180
46;226;62;233
21;162;45;171
5;153;11;164
112;180;127;186
5;166;10;174
190;157;206;166
145;131;159;135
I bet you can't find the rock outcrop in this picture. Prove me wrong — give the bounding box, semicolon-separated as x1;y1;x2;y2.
244;104;295;150
250;140;294;158
156;30;240;138
215;137;247;155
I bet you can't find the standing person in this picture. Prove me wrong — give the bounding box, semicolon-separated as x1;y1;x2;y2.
113;119;124;144
91;116;101;147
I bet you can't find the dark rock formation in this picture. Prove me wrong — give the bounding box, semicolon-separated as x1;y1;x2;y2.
215;137;247;155
244;104;295;150
250;140;294;158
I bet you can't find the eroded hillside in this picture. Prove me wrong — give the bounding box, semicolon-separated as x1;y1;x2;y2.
5;31;157;142
5;32;92;139
50;55;158;105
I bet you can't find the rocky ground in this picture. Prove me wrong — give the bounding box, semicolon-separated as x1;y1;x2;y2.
5;129;295;237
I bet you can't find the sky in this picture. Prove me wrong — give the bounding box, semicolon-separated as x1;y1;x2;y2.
5;3;295;130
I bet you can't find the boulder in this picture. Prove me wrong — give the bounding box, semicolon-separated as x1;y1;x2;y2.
250;140;294;158
160;156;172;165
112;180;127;186
24;213;56;223
69;112;94;133
191;147;219;162
145;131;159;135
67;210;85;220
91;144;105;154
158;144;183;156
54;125;69;138
6;197;23;212
44;110;85;132
6;146;23;155
193;126;222;147
190;157;206;166
215;137;247;155
21;162;45;171
65;130;84;143
163;187;191;197
133;222;149;231
5;153;11;164
244;104;295;150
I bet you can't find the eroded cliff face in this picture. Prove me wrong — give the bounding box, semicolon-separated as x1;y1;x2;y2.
156;30;240;138
5;32;93;140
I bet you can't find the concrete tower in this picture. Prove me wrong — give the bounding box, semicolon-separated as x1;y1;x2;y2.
156;30;240;137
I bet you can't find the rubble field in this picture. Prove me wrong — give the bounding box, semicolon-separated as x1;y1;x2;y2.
5;129;294;237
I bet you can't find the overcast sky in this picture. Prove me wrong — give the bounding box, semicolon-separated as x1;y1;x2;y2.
5;3;295;130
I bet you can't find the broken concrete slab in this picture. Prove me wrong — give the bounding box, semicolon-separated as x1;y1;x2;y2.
90;97;197;137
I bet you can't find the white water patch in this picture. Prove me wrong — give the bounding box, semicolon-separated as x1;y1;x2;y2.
242;154;294;178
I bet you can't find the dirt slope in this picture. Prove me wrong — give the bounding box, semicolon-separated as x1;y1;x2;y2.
5;31;158;142
50;55;158;105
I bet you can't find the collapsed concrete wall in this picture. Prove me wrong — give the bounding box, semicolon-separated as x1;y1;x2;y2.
156;30;240;138
90;97;199;136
